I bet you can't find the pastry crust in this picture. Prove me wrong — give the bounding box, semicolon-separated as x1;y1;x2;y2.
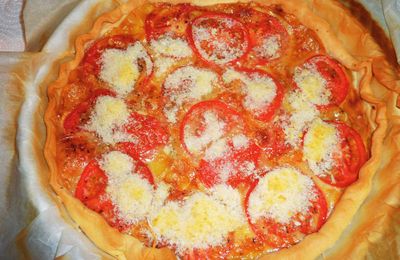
44;0;400;259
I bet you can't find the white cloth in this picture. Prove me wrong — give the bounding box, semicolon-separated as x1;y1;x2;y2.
0;0;25;51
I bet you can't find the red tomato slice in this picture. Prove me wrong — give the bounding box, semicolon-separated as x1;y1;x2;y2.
145;3;196;41
295;55;349;108
117;112;169;162
244;174;328;248
63;88;115;131
318;122;367;187
75;151;155;230
244;10;289;64
197;139;261;188
188;13;250;66
230;67;284;122
81;35;136;76
180;100;244;157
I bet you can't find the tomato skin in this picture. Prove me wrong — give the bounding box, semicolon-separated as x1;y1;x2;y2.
318;121;367;188
74;160;129;230
233;67;284;122
145;3;196;41
296;55;349;108
117;112;169;162
244;175;328;248
197;140;261;188
81;35;136;76
242;9;289;65
187;13;250;67
63;88;115;131
180;100;243;157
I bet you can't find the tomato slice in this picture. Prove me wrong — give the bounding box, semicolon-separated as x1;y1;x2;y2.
180;100;244;157
243;9;289;64
188;13;250;66
63;88;115;131
81;35;136;76
294;55;349;108
225;67;284;122
75;151;155;230
318;122;367;187
117;112;169;162
197;138;261;187
145;3;197;41
244;169;328;248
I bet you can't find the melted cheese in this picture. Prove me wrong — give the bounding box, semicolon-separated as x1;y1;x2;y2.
164;65;218;122
223;69;277;115
248;167;316;224
84;96;134;144
99;42;153;96
282;90;319;147
303;119;340;177
294;65;329;105
151;185;245;252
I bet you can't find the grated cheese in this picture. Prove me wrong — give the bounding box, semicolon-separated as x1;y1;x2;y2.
99;42;153;96
150;184;245;252
192;17;248;64
204;138;229;161
150;35;193;77
294;64;329;105
99;151;154;223
248;167;316;224
282;90;319;147
100;151;170;224
303;119;341;177
163;65;218;122
223;69;277;115
84;96;135;144
151;36;193;58
253;35;281;60
184;110;226;154
232;134;249;149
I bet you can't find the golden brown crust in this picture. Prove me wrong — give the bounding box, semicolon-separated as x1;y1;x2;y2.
44;0;400;259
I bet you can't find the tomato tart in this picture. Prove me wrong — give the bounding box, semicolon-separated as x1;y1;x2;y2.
44;0;399;259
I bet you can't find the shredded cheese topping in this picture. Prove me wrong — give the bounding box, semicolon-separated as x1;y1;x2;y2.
253;35;281;60
248;167;316;224
223;69;277;115
294;65;329;105
192;17;248;64
99;42;153;96
151;36;193;58
282;90;320;147
150;185;245;252
84;96;135;144
100;151;170;224
184;110;226;154
303;119;341;177
163;65;218;122
150;35;193;77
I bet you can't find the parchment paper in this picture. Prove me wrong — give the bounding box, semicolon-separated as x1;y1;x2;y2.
0;0;399;259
